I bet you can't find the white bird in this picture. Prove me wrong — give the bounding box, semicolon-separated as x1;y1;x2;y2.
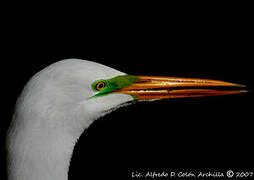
6;59;246;180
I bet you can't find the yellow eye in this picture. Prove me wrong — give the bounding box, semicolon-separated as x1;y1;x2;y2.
95;81;106;91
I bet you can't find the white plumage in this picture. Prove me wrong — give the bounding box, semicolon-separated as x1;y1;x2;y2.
7;59;133;180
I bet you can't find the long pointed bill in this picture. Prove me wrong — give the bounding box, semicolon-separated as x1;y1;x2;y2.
114;76;247;100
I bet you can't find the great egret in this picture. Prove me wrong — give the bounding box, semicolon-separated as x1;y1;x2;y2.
6;59;246;180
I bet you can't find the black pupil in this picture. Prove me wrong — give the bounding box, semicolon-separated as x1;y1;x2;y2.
98;82;105;89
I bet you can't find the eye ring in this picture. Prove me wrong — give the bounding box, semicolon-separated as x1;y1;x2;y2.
95;81;106;91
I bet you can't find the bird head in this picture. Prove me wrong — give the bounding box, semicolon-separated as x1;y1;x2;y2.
16;59;246;139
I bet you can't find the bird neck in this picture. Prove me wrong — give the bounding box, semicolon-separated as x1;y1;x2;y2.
7;118;80;180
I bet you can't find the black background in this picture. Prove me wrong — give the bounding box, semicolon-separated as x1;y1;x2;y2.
1;2;253;180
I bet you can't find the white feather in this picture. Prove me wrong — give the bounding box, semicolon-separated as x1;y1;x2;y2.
7;59;134;180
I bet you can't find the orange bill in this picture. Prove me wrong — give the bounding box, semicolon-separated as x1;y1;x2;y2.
114;76;247;100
